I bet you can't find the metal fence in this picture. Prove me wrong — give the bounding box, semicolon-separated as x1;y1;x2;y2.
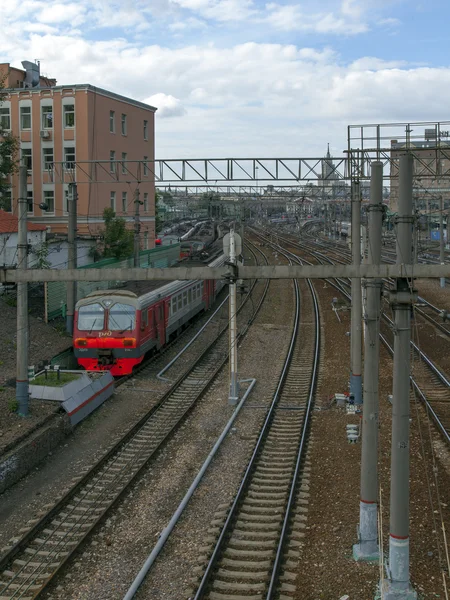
45;244;180;321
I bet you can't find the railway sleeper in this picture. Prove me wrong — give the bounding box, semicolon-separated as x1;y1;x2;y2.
13;559;60;569
235;520;280;531
248;491;288;500
228;537;275;549
208;592;263;600
233;529;279;540
0;582;42;592
212;579;266;593
244;497;287;507
216;568;269;580
220;557;272;570
3;569;51;580
224;547;273;559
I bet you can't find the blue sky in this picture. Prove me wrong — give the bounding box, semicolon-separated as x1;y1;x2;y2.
1;0;449;158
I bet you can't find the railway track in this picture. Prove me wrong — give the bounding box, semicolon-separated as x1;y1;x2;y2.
0;242;270;600
261;228;450;443
192;246;320;600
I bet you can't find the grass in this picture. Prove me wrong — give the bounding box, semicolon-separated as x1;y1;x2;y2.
32;372;81;387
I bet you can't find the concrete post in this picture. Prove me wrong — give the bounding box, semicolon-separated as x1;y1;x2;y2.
66;182;78;334
240;200;245;249
350;180;363;404
16;165;29;416
440;196;445;288
228;229;239;405
382;154;417;600
134;188;141;268
354;162;383;561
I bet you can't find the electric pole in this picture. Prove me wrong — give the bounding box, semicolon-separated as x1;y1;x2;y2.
66;182;78;334
228;229;239;405
382;153;417;600
134;188;141;268
16;164;29;416
440;195;445;288
354;161;383;561
350;180;362;404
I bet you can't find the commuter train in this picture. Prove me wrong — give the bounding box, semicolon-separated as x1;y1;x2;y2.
73;255;226;376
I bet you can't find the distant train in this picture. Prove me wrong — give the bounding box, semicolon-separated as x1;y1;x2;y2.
73;254;226;376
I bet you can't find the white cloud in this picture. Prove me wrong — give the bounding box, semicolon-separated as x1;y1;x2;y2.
264;3;368;34
170;0;256;21
146;93;187;118
37;2;86;25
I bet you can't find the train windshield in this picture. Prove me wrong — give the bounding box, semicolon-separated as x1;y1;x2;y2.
77;303;105;331
108;303;136;332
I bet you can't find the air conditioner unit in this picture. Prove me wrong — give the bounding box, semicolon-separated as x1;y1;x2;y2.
40;130;50;139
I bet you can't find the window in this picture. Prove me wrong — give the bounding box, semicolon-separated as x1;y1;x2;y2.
122;191;127;212
43;147;54;170
42;105;53;129
110;191;116;211
171;297;177;315
143;156;148;176
27;190;33;213
188;289;192;303
143;120;148;140
183;291;187;306
77;303;104;331
21;148;32;172
63;104;75;128
0;107;10;130
108;303;136;331
1;190;12;212
110;110;115;133
110;150;116;173
141;309;148;329
43;190;54;213
121;113;127;135
121;152;127;175
177;295;182;311
64;146;75;169
20;106;31;130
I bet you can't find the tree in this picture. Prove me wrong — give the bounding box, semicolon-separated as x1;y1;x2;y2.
0;75;19;211
95;207;134;260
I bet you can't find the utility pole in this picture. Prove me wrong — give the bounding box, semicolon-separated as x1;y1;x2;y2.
350;180;362;404
354;161;383;561
382;153;417;600
16;164;29;417
440;196;445;288
228;229;239;405
66;182;78;334
240;200;245;250
134;188;141;268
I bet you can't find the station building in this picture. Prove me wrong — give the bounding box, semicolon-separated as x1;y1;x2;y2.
0;60;156;248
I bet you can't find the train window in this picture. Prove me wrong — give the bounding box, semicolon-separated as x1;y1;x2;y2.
171;297;177;314
108;303;136;331
77;303;104;331
183;291;187;306
141;310;148;329
188;289;192;303
177;295;182;311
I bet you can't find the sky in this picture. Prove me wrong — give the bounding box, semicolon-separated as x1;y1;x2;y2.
1;0;449;159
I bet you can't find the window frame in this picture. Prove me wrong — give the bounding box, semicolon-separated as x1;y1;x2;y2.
0;107;11;130
63;104;75;128
110;110;115;133
121;113;127;135
110;150;116;173
20;106;31;130
43;189;55;213
143;119;148;140
110;191;116;211
64;146;75;169
42;147;54;170
27;190;33;214
143;156;148;176
122;191;127;213
21;148;32;173
121;152;127;175
41;105;53;129
77;303;105;332
143;192;148;212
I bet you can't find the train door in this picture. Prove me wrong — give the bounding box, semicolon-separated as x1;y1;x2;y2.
154;302;165;347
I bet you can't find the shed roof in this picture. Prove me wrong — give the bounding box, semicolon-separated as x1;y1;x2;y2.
0;210;47;233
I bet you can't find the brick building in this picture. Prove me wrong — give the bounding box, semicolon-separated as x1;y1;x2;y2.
0;60;156;248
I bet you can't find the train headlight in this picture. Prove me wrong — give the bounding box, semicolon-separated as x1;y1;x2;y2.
75;338;88;347
123;338;136;347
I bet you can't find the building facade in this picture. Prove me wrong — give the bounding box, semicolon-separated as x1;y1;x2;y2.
0;61;156;248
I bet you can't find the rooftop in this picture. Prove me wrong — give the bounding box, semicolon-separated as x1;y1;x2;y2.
0;210;47;234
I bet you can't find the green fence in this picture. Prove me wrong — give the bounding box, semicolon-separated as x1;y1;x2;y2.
45;244;180;321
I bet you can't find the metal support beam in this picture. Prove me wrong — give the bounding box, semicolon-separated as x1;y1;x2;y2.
440;195;445;288
16;165;29;417
66;182;78;334
351;181;363;405
354;161;383;562
382;153;417;600
1;264;450;283
134;188;141;268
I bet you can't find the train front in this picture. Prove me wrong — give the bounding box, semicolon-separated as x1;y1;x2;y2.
73;293;141;376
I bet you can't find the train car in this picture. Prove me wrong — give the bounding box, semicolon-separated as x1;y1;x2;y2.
73;255;226;376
